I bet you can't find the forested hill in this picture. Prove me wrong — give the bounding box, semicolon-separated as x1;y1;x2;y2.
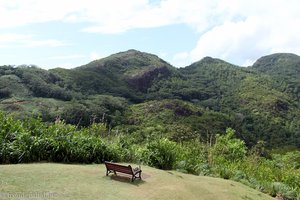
252;53;300;99
0;50;299;149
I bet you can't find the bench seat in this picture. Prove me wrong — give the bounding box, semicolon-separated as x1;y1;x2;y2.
104;161;142;182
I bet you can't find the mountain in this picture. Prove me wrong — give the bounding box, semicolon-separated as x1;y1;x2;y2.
185;56;299;146
252;53;300;99
0;50;299;148
0;65;73;100
252;53;300;75
50;49;177;101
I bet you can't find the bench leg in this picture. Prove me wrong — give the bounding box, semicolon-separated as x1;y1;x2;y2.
132;172;142;182
106;170;115;176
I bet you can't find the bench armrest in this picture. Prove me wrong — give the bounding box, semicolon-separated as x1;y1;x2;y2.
133;167;142;173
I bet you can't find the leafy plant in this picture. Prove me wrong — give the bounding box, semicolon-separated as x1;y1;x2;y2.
144;138;182;170
211;128;247;164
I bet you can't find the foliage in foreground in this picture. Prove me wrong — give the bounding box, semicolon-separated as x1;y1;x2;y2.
0;113;299;199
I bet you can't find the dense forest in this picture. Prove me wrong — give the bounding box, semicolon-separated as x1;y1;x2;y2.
1;50;300;199
0;50;299;149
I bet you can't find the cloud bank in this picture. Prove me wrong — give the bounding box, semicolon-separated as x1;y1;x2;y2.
1;0;300;66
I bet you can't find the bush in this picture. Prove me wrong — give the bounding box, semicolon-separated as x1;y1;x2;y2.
269;182;298;200
177;141;209;175
0;112;120;164
211;128;247;164
144;138;181;170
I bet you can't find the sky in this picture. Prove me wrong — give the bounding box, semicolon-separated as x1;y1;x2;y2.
0;0;300;69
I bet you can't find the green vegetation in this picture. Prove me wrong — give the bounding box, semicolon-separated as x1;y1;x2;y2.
1;50;299;148
252;53;300;99
0;113;299;199
1;50;300;199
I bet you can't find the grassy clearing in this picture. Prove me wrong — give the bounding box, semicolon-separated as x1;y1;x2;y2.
0;163;274;200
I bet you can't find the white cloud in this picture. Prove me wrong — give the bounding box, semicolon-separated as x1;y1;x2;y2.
172;52;190;68
1;0;300;66
0;0;221;34
242;59;255;67
0;33;66;48
49;54;85;60
0;33;31;42
157;51;168;60
187;0;300;66
55;63;74;69
190;17;270;65
90;52;105;61
80;0;222;34
0;33;30;48
0;0;80;28
25;39;66;48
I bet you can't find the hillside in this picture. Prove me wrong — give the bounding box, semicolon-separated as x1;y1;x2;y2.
50;49;177;101
117;99;233;143
0;50;299;148
0;163;274;200
252;53;300;99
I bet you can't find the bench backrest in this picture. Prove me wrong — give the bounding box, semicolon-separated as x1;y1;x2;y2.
105;162;133;174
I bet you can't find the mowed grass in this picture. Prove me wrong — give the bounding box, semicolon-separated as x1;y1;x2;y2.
0;163;274;200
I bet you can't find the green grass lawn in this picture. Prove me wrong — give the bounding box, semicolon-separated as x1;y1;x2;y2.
0;163;274;200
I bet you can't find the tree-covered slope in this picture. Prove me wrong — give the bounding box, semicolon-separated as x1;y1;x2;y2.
117;99;233;144
0;50;299;148
252;53;300;99
51;49;177;102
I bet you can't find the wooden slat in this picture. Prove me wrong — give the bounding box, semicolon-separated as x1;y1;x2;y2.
105;162;133;175
104;161;142;182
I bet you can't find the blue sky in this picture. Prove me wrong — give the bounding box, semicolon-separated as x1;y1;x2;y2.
1;0;300;69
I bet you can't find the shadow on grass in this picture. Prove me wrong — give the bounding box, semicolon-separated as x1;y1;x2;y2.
167;171;183;179
103;174;146;186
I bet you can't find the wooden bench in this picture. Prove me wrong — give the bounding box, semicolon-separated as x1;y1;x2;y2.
104;161;142;182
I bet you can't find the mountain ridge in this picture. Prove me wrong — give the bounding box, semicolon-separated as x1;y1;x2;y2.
0;50;299;148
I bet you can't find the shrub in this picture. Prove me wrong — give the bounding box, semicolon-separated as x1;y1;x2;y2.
144;138;181;170
269;182;298;200
211;128;247;164
219;167;232;179
177;141;209;175
93;139;121;163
